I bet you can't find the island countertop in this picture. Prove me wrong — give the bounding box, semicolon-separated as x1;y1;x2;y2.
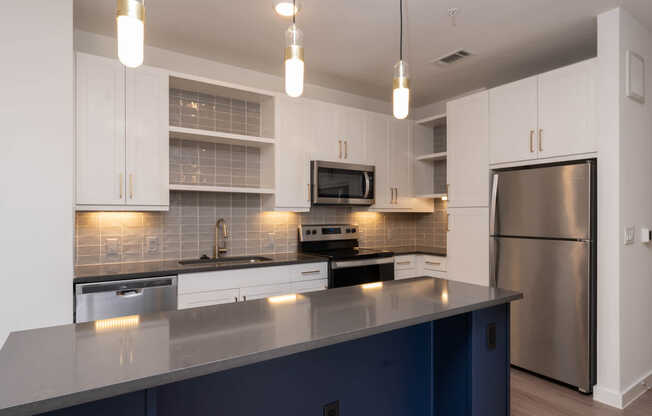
0;277;521;416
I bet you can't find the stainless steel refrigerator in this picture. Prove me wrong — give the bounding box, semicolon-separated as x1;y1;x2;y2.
489;161;596;393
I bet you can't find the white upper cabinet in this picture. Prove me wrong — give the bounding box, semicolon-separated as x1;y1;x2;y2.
76;53;126;206
125;65;169;207
310;101;338;162
537;59;597;158
489;58;597;166
274;96;313;210
389;118;413;208
336;107;366;163
364;111;392;208
76;53;169;210
489;76;538;165
447;91;489;208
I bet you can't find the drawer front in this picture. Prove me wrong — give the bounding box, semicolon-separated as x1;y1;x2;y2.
291;262;328;282
396;269;419;280
422;270;447;279
394;255;417;271
422;255;447;272
293;279;328;294
178;288;239;310
179;266;293;294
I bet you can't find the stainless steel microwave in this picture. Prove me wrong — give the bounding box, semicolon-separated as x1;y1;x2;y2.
311;161;375;206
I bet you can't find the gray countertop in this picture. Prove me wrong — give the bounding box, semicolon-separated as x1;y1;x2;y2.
74;253;328;284
0;277;521;416
379;246;447;256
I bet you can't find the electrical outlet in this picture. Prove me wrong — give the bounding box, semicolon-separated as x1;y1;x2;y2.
146;236;159;254
323;401;339;416
105;238;119;256
625;226;635;245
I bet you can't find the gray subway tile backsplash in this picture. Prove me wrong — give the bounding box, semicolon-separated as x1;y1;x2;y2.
75;195;447;266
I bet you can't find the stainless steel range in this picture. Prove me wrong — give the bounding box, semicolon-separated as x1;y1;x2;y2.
298;224;394;288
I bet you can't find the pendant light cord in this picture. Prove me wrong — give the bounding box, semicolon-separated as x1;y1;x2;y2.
293;0;296;24
399;0;403;61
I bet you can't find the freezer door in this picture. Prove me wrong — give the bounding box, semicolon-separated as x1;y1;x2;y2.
491;162;591;239
493;237;591;391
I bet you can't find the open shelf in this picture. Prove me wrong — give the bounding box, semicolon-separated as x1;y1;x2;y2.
416;152;447;162
169;126;275;148
416;193;447;199
416;113;446;128
170;184;275;194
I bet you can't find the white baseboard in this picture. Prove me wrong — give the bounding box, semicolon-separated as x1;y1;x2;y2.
622;370;652;408
593;370;652;409
593;385;623;409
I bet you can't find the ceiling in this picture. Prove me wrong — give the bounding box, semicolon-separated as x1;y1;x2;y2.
74;0;652;107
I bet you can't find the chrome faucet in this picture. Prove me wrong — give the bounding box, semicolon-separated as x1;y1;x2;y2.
215;218;229;258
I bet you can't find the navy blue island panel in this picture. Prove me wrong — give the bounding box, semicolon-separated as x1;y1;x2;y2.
42;304;510;416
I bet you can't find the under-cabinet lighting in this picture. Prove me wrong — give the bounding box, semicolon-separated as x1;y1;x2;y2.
268;294;297;303
441;195;448;201
362;282;383;290
95;315;140;332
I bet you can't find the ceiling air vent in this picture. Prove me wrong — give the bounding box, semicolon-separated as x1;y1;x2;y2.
431;49;473;67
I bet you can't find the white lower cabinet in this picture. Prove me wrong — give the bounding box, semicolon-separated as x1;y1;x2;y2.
177;262;327;310
446;207;489;286
394;254;447;280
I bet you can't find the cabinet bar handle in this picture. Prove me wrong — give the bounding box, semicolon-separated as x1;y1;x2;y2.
243;296;247;301
307;184;310;202
129;174;134;199
425;261;441;266
301;270;321;275
395;187;398;202
338;140;342;159
344;141;348;159
234;297;238;302
396;261;411;265
538;129;543;152
119;173;123;199
529;130;535;153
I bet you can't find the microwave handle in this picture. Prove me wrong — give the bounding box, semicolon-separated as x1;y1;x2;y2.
363;172;371;198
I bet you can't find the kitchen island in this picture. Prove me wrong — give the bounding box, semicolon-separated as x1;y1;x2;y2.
0;278;521;416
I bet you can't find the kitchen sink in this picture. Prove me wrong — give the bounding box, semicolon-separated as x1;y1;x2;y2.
179;256;273;266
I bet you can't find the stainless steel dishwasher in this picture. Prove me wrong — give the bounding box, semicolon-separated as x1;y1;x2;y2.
74;276;178;323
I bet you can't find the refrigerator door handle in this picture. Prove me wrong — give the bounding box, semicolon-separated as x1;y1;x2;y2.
490;237;498;287
489;173;499;235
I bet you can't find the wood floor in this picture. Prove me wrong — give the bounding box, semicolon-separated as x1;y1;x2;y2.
511;368;652;416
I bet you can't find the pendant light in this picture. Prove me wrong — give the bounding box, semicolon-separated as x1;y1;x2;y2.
393;0;409;119
117;0;145;68
284;0;304;97
273;1;300;18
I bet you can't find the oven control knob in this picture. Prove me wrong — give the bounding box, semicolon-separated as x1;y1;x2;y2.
346;228;351;233
352;228;357;233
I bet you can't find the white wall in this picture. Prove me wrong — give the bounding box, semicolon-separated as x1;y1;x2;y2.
74;30;391;115
594;7;652;409
617;8;652;405
0;1;74;346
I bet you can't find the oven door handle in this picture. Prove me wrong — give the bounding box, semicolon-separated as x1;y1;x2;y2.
363;172;371;199
331;257;394;269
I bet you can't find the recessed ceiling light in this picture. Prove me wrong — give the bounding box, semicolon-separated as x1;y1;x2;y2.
274;1;300;17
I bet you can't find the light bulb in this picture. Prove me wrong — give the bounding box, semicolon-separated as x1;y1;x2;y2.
393;60;409;119
285;24;304;98
117;0;145;68
274;1;299;17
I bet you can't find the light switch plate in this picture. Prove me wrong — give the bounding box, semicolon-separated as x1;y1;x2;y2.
625;226;635;245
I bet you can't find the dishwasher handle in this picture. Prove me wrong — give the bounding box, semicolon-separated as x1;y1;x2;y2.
116;289;143;298
76;276;177;295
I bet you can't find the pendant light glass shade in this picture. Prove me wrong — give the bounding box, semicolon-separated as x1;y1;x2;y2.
284;23;304;98
116;0;145;68
393;60;409;119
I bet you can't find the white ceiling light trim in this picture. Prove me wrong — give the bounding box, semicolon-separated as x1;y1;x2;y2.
274;1;300;18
